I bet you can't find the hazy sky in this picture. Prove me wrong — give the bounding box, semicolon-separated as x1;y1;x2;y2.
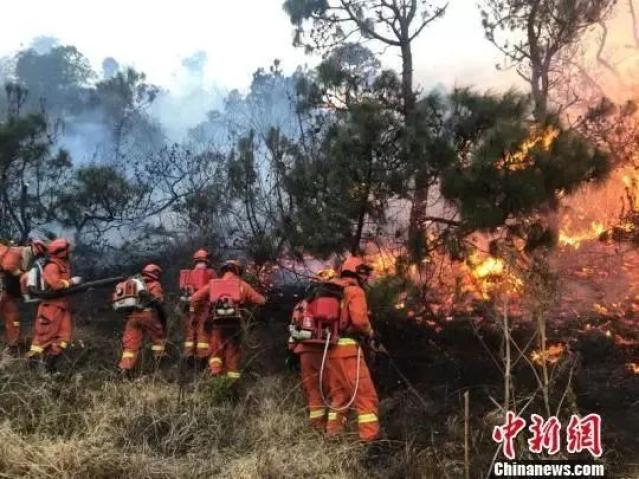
0;0;521;93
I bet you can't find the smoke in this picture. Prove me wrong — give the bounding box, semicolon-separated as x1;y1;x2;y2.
30;36;59;55
57;111;111;164
101;57;119;80
149;50;226;142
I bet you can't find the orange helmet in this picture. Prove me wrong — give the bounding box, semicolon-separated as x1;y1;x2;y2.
48;239;71;259
340;256;373;276
142;264;163;280
220;259;243;276
30;239;47;257
192;249;210;264
314;268;336;281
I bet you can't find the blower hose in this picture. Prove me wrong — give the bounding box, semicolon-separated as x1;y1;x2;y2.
318;331;361;412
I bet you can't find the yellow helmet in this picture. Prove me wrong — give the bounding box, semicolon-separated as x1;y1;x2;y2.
314;268;336;281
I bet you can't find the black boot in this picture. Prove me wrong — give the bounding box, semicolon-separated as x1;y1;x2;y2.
45;354;61;374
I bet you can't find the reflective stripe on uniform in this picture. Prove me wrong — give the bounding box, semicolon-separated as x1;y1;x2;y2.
183;341;194;348
151;344;165;352
196;342;209;349
357;413;378;424
29;344;44;353
327;412;338;421
227;371;241;379
209;356;223;365
122;351;136;359
309;409;326;420
337;338;357;346
59;341;68;349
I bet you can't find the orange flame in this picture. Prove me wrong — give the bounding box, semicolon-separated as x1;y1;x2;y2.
558;222;607;250
497;126;560;172
531;343;566;366
465;252;523;300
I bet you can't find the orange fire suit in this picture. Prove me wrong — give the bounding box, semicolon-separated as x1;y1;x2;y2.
325;277;379;442
28;258;73;357
182;264;216;358
118;279;166;370
190;272;266;379
0;245;26;347
290;300;328;430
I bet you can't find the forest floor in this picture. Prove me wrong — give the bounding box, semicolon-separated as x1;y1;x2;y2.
0;297;637;478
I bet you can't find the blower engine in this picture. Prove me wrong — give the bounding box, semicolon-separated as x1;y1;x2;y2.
179;268;216;301
112;277;147;312
21;259;46;303
290;282;343;344
208;278;242;327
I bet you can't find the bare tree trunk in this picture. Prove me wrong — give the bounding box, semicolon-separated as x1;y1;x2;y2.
464;390;471;479
503;294;512;412
537;309;552;417
401;41;415;115
400;39;430;258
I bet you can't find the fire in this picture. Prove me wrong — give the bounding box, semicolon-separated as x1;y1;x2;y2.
558;222;606;249
497;126;560;172
465;252;523;300
531;343;566;366
626;363;639;374
367;248;400;276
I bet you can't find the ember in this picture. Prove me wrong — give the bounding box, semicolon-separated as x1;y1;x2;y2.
625;363;639;374
531;344;566;366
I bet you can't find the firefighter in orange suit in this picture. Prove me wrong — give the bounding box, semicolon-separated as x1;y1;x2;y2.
182;249;216;359
325;257;380;442
289;269;336;430
0;240;46;351
190;260;266;379
118;264;167;371
28;239;81;365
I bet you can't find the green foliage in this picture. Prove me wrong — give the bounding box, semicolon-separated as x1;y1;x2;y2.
15;45;93;116
0;106;71;241
283;0;329;25
286;96;404;256
56;164;146;237
439;89;611;234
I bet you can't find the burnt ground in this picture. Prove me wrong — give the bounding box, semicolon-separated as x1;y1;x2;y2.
4;287;639;478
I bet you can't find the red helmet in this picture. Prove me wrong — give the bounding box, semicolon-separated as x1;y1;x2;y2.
142;264;163;280
48;239;71;259
220;259;243;276
340;256;373;276
30;239;47;257
192;249;210;264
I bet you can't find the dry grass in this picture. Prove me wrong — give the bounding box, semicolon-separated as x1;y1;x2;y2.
0;351;443;479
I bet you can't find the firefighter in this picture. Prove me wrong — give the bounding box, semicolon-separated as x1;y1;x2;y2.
190;260;266;379
27;239;81;368
289;269;336;431
0;240;47;353
325;257;380;442
118;264;167;372
181;249;216;360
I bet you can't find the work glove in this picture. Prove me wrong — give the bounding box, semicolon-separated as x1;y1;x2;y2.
70;276;82;286
367;330;383;353
285;349;300;373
